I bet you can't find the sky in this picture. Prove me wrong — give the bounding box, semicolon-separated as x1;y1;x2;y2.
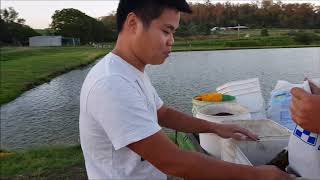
2;0;320;29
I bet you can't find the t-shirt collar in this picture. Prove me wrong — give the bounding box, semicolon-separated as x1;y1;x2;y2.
109;52;145;77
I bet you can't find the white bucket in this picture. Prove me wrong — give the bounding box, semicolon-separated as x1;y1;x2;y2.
195;103;251;159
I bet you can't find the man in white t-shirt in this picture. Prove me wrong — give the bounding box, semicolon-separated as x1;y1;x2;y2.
79;0;294;179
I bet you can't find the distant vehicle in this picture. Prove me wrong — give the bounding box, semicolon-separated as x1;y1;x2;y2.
227;26;249;30
210;26;248;32
210;27;227;32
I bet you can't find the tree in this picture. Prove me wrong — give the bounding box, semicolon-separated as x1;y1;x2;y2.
0;7;25;24
50;8;113;44
99;13;118;41
0;7;39;45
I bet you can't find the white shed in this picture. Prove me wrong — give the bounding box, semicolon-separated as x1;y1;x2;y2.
29;36;62;47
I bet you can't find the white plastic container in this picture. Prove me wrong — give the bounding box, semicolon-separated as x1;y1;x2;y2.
196;103;251;159
221;120;291;165
216;78;266;119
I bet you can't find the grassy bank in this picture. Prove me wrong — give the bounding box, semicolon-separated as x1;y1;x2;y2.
0;132;195;179
0;46;109;105
173;36;320;51
175;28;320;41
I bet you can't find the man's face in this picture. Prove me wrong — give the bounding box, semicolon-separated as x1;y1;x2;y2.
133;8;180;65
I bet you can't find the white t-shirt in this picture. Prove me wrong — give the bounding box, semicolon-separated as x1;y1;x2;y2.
79;52;166;179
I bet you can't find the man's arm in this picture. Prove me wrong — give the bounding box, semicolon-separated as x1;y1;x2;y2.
128;130;293;180
157;105;258;140
157;105;216;133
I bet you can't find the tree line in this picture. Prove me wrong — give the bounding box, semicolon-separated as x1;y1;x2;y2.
100;1;320;37
1;1;319;46
0;7;117;45
174;1;320;36
0;7;40;46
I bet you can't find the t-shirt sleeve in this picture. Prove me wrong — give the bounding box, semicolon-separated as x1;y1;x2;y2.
87;76;161;150
152;85;164;110
145;74;163;110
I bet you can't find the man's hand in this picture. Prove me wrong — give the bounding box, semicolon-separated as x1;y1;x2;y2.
158;106;259;141
214;123;259;141
254;165;295;180
290;87;320;133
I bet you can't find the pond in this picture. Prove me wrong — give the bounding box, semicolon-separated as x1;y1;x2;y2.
1;47;319;150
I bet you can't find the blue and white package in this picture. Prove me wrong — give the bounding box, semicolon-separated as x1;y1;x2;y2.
267;80;320;179
289;125;320;179
267;90;295;130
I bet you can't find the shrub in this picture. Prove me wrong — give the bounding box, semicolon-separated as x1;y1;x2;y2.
224;40;262;47
261;28;269;36
314;29;320;33
287;30;297;36
292;32;320;45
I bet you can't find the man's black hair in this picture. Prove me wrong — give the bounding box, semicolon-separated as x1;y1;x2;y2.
116;0;192;33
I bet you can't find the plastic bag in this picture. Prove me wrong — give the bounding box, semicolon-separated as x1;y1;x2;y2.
267;80;320;179
267;80;310;130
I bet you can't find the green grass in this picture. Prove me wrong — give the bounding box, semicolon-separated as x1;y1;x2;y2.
0;46;109;105
0;145;85;177
0;132;196;178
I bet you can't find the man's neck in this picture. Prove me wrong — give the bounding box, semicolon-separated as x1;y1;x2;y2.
112;36;146;73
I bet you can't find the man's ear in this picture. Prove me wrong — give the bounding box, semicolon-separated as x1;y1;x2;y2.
125;12;138;34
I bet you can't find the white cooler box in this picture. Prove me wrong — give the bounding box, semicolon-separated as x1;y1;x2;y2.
221;119;291;165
